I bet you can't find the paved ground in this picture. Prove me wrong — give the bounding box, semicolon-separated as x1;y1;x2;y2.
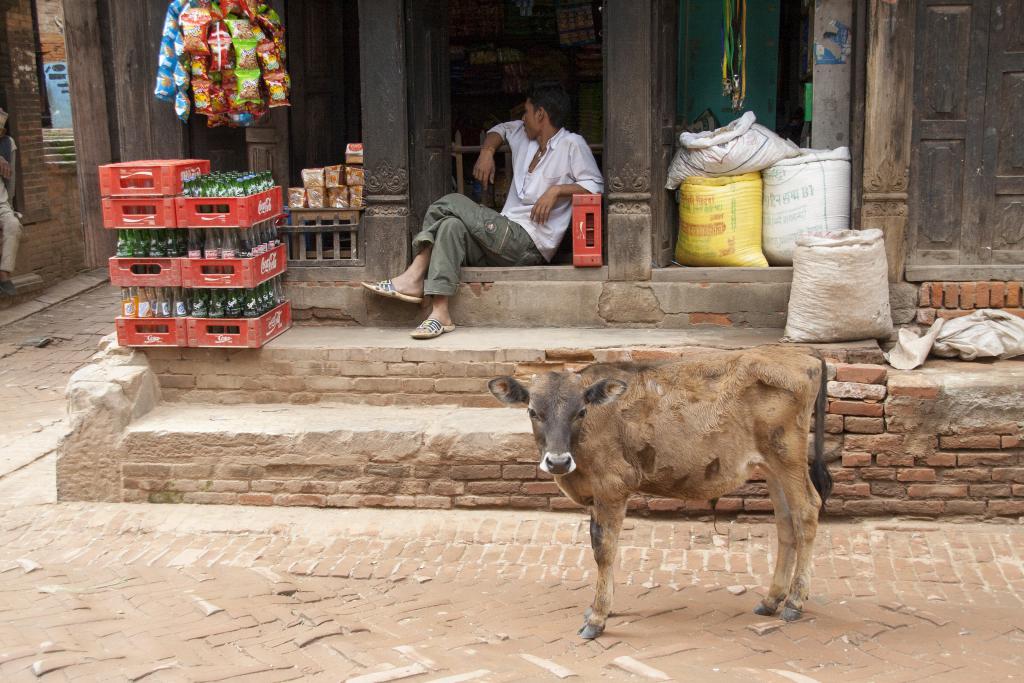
2;284;1024;682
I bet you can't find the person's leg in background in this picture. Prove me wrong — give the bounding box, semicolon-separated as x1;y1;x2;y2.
0;198;22;296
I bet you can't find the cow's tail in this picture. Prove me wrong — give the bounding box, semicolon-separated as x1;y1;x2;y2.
810;354;833;514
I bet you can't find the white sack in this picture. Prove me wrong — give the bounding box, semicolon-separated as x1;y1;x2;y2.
782;229;893;343
762;147;851;265
665;111;800;189
885;309;1024;370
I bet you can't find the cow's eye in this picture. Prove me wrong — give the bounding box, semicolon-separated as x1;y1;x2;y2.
527;408;539;420
575;408;587;421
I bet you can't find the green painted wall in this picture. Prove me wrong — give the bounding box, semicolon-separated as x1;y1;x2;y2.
677;0;780;130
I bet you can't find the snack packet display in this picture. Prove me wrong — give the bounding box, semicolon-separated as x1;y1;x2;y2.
263;71;289;107
306;187;325;209
345;166;366;187
225;17;262;40
348;185;365;208
257;40;282;72
232;69;263;107
328;186;350;209
234;38;260;70
288;187;307;208
180;7;212;54
208;22;234;71
325;165;343;188
301;168;326;190
192;78;214;114
190;55;210;79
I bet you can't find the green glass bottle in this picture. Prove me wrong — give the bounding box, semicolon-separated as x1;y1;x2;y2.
116;230;131;257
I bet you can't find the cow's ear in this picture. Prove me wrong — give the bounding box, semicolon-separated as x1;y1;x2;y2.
584;379;627;406
488;376;530;405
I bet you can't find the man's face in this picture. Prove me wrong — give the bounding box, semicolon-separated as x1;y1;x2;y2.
522;100;543;140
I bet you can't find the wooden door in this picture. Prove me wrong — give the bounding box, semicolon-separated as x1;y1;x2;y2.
908;0;1024;279
651;0;679;268
406;0;450;232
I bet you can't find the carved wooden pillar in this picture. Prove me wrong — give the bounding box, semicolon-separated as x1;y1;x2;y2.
358;0;411;280
861;0;915;281
604;0;654;281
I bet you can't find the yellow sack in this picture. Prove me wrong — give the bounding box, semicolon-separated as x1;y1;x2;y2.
675;172;768;267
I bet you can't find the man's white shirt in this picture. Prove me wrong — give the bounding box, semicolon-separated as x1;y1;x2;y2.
486;120;603;262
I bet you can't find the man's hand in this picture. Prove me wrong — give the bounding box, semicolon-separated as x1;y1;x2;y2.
531;186;562;225
472;149;496;189
0;158;10;180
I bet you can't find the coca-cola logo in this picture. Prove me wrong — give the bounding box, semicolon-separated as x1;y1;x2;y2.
257;197;273;215
214;335;234;344
259;250;278;275
180;167;203;182
266;310;283;333
144;335;162;344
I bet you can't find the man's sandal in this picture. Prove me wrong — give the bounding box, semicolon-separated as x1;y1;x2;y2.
360;279;424;304
411;318;456;340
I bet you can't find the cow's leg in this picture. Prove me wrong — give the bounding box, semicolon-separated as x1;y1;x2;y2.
580;498;626;639
777;468;822;622
755;474;797;617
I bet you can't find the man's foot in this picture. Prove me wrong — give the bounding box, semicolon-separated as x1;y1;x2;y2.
410;318;455;340
0;279;15;297
360;279;423;304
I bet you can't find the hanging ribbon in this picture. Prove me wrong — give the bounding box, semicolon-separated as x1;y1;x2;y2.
721;0;747;111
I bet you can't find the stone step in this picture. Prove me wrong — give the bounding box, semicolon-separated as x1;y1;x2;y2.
146;326;884;407
117;402;544;509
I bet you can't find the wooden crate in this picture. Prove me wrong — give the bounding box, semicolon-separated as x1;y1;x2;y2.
279;208;363;266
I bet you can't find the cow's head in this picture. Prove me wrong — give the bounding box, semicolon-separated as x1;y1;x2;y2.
488;372;627;475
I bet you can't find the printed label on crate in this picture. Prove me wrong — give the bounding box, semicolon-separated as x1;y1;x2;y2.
259;249;278;275
265;308;285;336
180;166;205;184
213;334;236;345
142;334;166;345
257;197;274;217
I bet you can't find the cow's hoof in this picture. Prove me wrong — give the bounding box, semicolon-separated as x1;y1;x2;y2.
578;622;605;640
753;601;777;617
781;605;802;622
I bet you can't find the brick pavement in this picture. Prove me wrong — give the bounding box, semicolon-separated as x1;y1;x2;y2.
1;504;1023;682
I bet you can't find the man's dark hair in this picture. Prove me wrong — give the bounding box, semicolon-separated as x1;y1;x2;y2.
526;83;571;129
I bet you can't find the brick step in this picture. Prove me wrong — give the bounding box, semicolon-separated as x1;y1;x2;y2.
118;401;548;509
145;325;884;407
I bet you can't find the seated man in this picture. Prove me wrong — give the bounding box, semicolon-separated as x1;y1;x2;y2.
363;83;603;338
0;108;21;297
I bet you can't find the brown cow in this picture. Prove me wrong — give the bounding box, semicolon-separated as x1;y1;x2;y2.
488;346;832;639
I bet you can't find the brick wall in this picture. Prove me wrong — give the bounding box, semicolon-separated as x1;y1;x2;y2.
36;0;65;64
915;281;1024;325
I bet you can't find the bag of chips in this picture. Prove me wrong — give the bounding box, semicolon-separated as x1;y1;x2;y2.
220;0;245;17
348;185;364;208
192;78;215;114
325;165;343;188
190;55;210;79
225;17;262;40
345;166;365;187
229;111;255;127
231;69;262;107
345;143;364;165
306;187;325;209
233;38;259;70
208;22;234;71
257;40;282;72
288;187;307;208
302;168;325;190
328;186;350;209
180;7;212;55
256;7;283;36
263;71;290;107
175;89;191;122
173;59;190;89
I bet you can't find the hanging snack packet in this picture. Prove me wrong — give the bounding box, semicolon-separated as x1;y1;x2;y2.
220;0;244;17
288;187;307;208
180;7;212;55
256;7;283;35
263;71;290;107
225;17;259;40
229;111;255;127
306;187;326;209
207;113;231;128
328;186;350;209
232;69;263;107
208;22;234;71
345;166;366;187
173;58;190;89
302;168;326;190
175;89;191;122
190;55;211;79
257;40;282;72
234;38;259;70
325;165;343;188
348;185;365;208
192;78;215;114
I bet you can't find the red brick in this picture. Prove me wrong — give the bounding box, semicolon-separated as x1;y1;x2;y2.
182;492;238;505
834;363;887;384
887;384;940;399
509;496;549;509
825;413;844;434
860;467;896;480
918;285;931;307
428;481;464;496
832;483;870;497
688;313;732;326
1002;435;1021;449
926;452;957;467
937;309;971;320
274;494;326;507
238;493;274;506
842;499;888;516
648;498;686;511
715;497;744;511
941;468;991;482
958;282;976;309
969;484;1012;497
975;282;990;308
916;308;936;325
454;495;510;507
939;435;1002;449
467;481;521;495
521;482;561;495
1013;484;1024;496
929;283;944;308
829;400;884;417
897;468;937;482
1007;282;1022;308
943;283;959;309
451;465;502;480
841;452;872;467
844;417;885;434
846;434;905;453
827;382;887;401
958;452;1017;467
875;452;914;467
992;468;1024;483
832;468;857;482
989;282;1006;307
1006;309;1024;320
945;501;986;515
415;496;452;509
502;464;537;479
907;484;968;499
886;500;944;516
988;500;1024;516
743;499;775;512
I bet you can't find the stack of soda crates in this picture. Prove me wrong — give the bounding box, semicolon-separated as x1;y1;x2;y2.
102;160;292;348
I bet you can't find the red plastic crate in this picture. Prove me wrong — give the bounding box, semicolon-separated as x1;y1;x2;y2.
101;196;179;228
108;257;183;287
187;301;292;348
175;187;282;228
181;244;285;288
116;317;189;347
99;159;210;197
571;194;603;267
